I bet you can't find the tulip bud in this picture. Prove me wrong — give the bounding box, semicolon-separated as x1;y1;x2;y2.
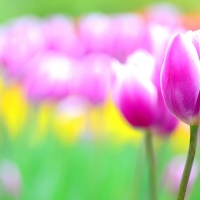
161;31;200;125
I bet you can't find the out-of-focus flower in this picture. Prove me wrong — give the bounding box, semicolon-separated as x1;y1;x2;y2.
42;15;84;58
113;49;178;134
163;155;198;194
1;16;45;78
0;160;22;197
22;51;77;102
161;30;200;125
113;50;158;128
0;82;28;137
72;53;116;105
78;13;112;54
109;13;145;63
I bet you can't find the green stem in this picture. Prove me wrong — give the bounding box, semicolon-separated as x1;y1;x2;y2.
177;125;198;200
145;131;157;200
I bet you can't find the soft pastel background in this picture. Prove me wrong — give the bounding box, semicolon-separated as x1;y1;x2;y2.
0;0;200;200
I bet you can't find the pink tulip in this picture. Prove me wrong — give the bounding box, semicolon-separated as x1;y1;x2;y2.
113;49;178;132
22;51;77;102
163;156;198;194
71;53;115;105
42;15;84;58
1;16;45;78
113;50;158;127
161;30;200;125
78;13;112;55
109;13;145;63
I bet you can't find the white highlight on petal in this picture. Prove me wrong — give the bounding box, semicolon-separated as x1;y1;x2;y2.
39;56;72;82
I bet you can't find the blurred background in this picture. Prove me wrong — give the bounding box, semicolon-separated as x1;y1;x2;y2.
0;0;200;200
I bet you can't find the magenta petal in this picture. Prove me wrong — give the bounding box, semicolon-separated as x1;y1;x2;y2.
161;33;200;125
114;66;157;128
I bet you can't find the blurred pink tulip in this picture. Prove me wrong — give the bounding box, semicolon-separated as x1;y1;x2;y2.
78;13;112;55
161;30;200;125
72;53;116;105
163;156;198;194
42;15;84;58
113;50;158;127
113;49;178;132
1;16;45;78
23;51;77;102
109;13;145;63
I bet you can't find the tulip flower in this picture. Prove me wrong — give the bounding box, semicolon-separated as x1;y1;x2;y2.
42;15;84;58
161;30;200;199
109;13;145;63
72;53;115;105
114;50;157;127
78;13;112;55
125;50;178;134
161;31;200;126
113;49;179;200
113;50;158;200
1;16;45;78
22;51;76;102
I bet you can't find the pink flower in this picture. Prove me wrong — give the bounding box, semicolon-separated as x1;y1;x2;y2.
109;13;145;63
22;51;77;102
161;30;200;125
78;13;112;55
113;50;158;127
113;49;178;132
1;16;45;78
72;53;116;105
42;15;84;58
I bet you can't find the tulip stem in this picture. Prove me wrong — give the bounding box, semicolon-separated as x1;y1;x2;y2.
177;125;198;200
145;131;157;200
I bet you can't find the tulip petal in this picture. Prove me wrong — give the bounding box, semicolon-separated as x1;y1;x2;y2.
161;33;200;125
116;69;157;127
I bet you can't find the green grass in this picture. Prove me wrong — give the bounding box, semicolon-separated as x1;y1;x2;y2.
1;123;200;200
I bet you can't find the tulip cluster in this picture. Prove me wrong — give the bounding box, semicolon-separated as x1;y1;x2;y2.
0;3;198;200
0;7;181;108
